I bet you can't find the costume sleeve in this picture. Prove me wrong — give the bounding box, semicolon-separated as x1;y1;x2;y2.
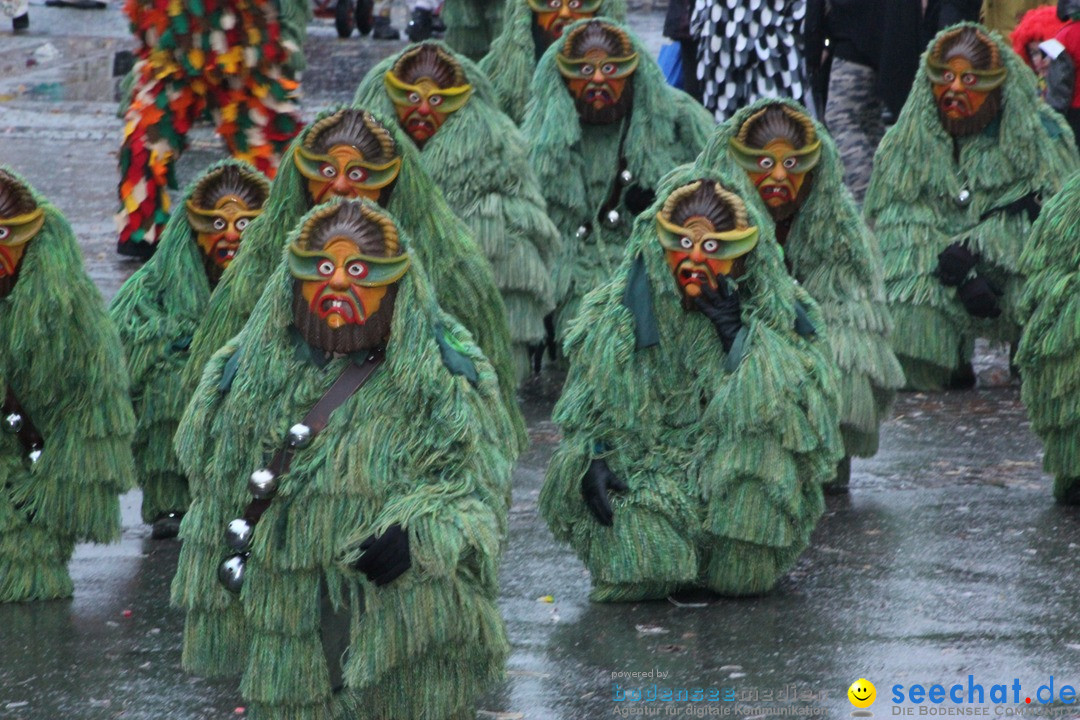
1042;40;1075;113
1015;174;1080;496
336;348;510;709
170;340;251;677
697;314;842;552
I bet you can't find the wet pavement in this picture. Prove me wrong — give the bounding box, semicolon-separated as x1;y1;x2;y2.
3;7;1080;720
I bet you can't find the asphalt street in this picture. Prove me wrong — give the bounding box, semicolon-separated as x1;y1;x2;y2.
2;6;1080;720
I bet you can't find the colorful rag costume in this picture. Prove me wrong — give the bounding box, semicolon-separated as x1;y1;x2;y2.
171;198;511;720
0;167;136;603
117;0;305;257
353;42;560;382
525;19;715;342
110;161;269;536
689;0;810;122
698;99;905;478
443;0;502;60
864;23;1078;391
181;108;525;449
1014;173;1080;503
479;0;627;125
540;166;842;601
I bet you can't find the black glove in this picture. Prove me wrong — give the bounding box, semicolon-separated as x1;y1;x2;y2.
623;185;656;216
352;523;411;586
957;276;1002;319
581;458;627;527
935;243;978;287
692;279;743;353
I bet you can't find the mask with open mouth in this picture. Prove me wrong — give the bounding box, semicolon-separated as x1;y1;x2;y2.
0;170;44;299
729;104;821;224
557;20;638;125
926;27;1006;137
295;109;403;206
656;180;759;304
289;202;410;354
185;164;269;285
385;44;473;149
529;0;603;54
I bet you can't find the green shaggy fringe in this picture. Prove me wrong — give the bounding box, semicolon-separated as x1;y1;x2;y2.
0;167;136;602
278;0;312;74
697;98;905;459
539;165;842;600
111;160;261;523
864;22;1079;391
1015;172;1080;500
171;198;511;719
353;43;560;385
524;19;716;341
479;0;627;125
182;106;525;450
443;0;503;60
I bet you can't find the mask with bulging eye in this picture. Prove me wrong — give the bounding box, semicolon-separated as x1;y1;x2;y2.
655;180;759;302
0;207;44;296
529;0;603;51
186;197;262;269
289;202;411;354
728;104;822;223
925;27;1006;137
294;145;403;204
558;21;638;125
384;44;474;149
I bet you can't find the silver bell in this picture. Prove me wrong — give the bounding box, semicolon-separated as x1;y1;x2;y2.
225;518;254;552
575;225;589;240
218;554;246;593
955;189;971;208
28;449;41;464
248;468;277;500
619;169;633;184
287;423;312;449
3;412;23;434
605;209;620;227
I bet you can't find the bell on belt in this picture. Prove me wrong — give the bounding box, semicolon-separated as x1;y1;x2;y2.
575;225;588;240
248;468;277;500
955;189;971;208
619;169;633;184
225;518;254;552
28;449;41;464
3;413;23;434
218;554;247;593
287;423;312;449
604;209;620;227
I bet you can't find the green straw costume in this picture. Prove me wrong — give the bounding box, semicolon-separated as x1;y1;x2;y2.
540;166;842;602
443;0;502;60
525;19;715;342
1015;172;1080;503
0;167;136;603
353;42;560;383
181;108;524;449
110;161;269;528
698;98;905;466
864;23;1078;391
172;199;512;720
478;0;627;125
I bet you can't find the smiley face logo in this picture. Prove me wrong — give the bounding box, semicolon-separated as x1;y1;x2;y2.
848;679;876;709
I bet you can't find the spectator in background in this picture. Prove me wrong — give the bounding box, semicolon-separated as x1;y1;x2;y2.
663;0;703;101
1043;0;1080;141
1011;4;1066;97
0;0;28;32
983;0;1053;34
689;0;811;122
806;0;886;203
